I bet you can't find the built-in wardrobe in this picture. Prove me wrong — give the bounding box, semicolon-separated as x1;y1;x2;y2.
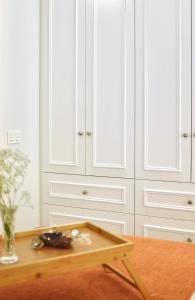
41;0;195;243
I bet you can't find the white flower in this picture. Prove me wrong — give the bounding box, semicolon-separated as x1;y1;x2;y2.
0;148;31;210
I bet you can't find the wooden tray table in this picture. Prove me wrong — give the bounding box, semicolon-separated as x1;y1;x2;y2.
0;222;150;300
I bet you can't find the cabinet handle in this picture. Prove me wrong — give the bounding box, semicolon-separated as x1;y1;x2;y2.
86;131;92;136
193;133;195;138
78;131;84;136
82;190;88;195
187;200;193;205
182;133;189;138
187;238;193;243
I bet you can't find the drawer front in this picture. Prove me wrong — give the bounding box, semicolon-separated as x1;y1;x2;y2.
42;204;134;235
135;180;195;221
42;174;134;213
135;215;195;243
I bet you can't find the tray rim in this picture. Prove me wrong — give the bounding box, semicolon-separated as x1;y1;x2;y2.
0;222;134;270
1;221;132;244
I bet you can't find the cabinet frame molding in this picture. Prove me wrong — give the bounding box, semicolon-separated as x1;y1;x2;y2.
48;0;79;167
143;0;183;173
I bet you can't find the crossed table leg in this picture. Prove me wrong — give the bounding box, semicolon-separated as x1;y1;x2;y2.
102;257;151;300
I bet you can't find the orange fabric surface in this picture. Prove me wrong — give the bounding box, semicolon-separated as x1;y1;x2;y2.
0;236;195;300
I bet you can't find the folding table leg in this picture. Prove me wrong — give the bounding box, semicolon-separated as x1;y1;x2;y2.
102;258;151;300
121;258;151;300
102;263;137;287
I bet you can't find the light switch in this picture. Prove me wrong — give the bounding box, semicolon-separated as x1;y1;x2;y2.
7;130;23;144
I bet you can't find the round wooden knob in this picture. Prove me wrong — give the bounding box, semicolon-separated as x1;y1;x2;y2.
187;238;192;243
187;200;193;205
82;190;88;195
86;131;92;136
182;133;189;138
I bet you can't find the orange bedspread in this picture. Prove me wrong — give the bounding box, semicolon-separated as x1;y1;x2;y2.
0;236;195;300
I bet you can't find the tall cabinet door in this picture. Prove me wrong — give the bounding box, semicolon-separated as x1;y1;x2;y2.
135;0;191;182
86;0;135;178
192;0;195;183
41;0;86;175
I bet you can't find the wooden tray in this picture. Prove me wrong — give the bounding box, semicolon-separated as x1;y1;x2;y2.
0;222;150;300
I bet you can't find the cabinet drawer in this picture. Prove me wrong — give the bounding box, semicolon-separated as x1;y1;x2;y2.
42;204;134;235
135;180;195;221
135;215;195;243
42;174;134;213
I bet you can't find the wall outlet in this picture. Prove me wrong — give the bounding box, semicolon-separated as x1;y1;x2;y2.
7;130;23;144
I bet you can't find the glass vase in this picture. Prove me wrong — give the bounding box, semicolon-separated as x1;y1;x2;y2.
0;206;18;264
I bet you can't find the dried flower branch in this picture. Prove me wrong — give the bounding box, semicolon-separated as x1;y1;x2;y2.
0;148;31;263
0;148;31;211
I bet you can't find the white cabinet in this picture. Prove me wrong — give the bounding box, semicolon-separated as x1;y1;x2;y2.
40;0;135;236
135;0;192;182
41;0;135;179
85;0;134;178
42;173;134;214
40;1;195;242
135;215;195;243
134;0;195;242
42;204;134;235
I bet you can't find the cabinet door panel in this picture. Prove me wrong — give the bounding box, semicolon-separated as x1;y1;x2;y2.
192;0;195;183
136;0;191;182
86;0;134;178
41;0;85;174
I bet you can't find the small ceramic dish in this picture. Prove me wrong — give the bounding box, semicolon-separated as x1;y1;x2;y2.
39;231;73;249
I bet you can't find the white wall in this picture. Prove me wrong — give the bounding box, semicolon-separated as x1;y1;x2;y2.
0;0;40;230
